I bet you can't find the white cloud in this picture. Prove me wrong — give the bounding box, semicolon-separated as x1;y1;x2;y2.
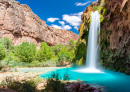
47;18;60;22
62;12;83;30
74;26;78;30
51;24;72;30
71;12;83;16
75;1;90;6
51;24;62;29
62;25;72;30
58;21;65;25
48;12;83;31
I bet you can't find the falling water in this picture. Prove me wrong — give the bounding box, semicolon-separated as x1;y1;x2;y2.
75;11;103;73
86;11;100;69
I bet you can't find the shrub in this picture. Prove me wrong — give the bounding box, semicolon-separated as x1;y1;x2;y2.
12;61;29;67
0;76;38;92
43;72;65;92
36;42;52;62
16;42;36;62
40;60;57;67
28;60;40;67
0;56;14;71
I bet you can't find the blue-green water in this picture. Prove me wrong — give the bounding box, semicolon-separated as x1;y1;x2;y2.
39;67;130;92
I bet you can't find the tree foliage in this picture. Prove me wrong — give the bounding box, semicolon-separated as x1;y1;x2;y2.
36;42;52;62
51;44;64;55
1;37;12;50
0;37;77;68
16;42;36;62
0;43;6;60
58;46;73;62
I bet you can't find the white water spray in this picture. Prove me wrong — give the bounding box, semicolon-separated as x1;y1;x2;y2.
75;11;103;73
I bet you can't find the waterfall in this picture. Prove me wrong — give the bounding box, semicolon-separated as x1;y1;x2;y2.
86;11;100;69
74;11;103;73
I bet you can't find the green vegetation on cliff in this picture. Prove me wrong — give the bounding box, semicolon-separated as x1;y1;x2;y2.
75;18;89;65
75;0;130;74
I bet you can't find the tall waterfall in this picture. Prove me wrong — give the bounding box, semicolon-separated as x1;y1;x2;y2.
86;11;100;69
75;11;103;73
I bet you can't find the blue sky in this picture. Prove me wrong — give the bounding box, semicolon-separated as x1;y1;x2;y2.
15;0;96;35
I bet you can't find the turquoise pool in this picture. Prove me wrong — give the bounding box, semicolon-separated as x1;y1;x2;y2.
39;67;130;92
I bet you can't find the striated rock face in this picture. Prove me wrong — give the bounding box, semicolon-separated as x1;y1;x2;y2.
0;0;78;49
77;0;130;74
105;0;130;52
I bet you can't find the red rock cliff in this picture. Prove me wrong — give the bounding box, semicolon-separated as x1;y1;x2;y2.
0;0;79;48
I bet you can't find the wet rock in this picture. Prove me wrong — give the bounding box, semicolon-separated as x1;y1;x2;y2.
71;82;80;91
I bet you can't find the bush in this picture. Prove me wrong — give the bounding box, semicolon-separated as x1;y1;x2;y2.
40;60;57;67
36;42;52;62
28;60;41;67
0;76;38;92
16;42;36;62
0;56;14;70
43;72;65;92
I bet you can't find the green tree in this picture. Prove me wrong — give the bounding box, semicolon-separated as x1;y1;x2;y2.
1;37;12;49
58;46;73;62
0;43;6;60
36;42;52;61
68;39;76;50
51;44;63;55
68;39;77;54
16;42;36;62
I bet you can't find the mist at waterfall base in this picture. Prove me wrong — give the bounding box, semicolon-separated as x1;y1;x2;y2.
75;11;103;73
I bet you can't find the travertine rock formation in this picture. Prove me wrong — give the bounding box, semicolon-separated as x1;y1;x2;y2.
0;0;78;49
